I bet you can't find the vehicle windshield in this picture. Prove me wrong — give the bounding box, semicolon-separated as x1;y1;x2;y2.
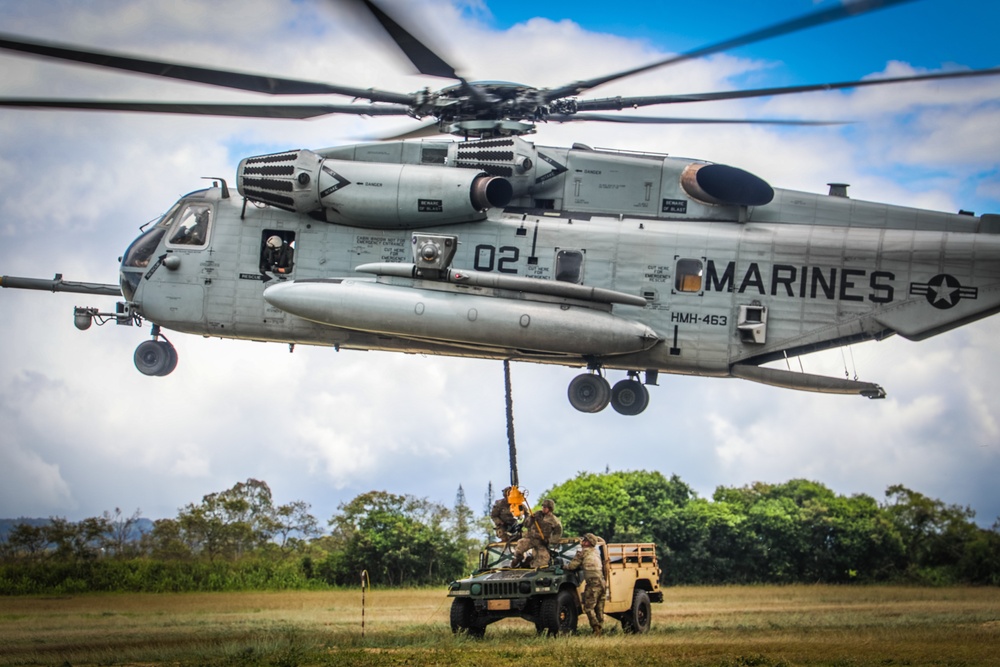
480;541;580;570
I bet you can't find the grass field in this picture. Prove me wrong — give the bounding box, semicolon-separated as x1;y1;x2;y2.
1;586;998;666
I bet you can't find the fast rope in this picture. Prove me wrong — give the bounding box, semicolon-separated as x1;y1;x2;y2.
504;359;518;488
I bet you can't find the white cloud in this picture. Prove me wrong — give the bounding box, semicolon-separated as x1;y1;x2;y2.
0;442;74;515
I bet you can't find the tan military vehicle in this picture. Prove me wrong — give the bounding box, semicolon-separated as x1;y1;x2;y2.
447;538;662;636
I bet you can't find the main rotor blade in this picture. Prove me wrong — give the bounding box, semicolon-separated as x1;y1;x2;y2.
0;99;412;119
547;113;846;126
372;119;446;141
356;0;494;107
0;33;416;105
360;0;459;80
543;0;917;102
575;66;1000;111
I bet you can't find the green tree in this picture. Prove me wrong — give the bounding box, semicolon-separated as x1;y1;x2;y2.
817;491;905;582
102;508;144;558
6;522;48;559
884;484;980;582
710;480;905;583
325;490;465;586
43;516;110;561
478;481;499;541
177;478;278;560
452;485;479;570
273;500;321;552
958;520;1000;585
656;497;753;584
543;470;693;543
141;518;193;560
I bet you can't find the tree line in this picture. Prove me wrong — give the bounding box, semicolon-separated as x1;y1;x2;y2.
1;473;998;594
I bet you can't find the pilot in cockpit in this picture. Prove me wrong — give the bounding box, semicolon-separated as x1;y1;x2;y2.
170;208;209;245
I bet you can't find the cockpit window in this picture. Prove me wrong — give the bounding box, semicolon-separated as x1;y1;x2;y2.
123;227;166;268
167;204;212;247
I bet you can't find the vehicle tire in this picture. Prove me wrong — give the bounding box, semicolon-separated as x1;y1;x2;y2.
567;374;611;413
134;339;170;376
610;379;649;415
449;599;485;638
620;589;652;634
539;589;578;636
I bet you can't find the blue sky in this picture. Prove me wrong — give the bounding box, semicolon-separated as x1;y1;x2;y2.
0;0;998;529
485;0;1000;75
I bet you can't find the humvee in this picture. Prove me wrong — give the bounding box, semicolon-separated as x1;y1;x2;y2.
447;538;662;636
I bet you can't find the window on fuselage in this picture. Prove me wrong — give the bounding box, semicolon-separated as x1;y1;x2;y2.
259;230;296;277
675;258;703;293
555;249;584;283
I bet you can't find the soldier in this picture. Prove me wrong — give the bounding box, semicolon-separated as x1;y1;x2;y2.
261;235;294;275
565;533;606;636
511;498;562;568
490;487;523;541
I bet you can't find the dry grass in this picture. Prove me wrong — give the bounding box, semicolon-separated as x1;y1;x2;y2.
0;586;998;666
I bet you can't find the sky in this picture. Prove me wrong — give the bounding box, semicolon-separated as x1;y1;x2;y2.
1;0;999;530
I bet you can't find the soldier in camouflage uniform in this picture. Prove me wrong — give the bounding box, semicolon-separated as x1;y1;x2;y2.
511;498;562;568
565;533;606;635
490;487;526;541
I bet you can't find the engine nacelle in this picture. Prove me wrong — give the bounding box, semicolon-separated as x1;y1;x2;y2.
237;149;512;229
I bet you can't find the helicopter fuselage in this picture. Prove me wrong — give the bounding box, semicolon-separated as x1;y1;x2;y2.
106;136;1000;414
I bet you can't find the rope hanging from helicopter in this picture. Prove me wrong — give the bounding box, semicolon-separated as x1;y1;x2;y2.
504;358;518;489
498;358;529;554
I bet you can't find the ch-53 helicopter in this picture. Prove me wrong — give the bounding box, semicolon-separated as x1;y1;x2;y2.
1;0;999;416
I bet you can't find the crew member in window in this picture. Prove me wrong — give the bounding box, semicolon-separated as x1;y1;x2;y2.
262;235;294;275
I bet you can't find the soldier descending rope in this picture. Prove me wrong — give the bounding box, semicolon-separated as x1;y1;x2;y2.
491;486;528;541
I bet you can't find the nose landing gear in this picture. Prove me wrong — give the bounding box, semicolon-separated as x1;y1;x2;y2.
567;369;651;415
134;325;177;376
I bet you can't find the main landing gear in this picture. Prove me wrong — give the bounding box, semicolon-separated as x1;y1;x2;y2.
567;369;653;415
133;325;178;377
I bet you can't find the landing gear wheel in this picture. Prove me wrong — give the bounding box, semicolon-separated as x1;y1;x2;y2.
611;379;649;415
539;589;578;636
449;598;485;638
160;342;178;376
134;339;175;377
620;589;651;634
567;374;611;413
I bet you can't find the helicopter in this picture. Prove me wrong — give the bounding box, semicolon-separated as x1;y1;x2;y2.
1;0;999;417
